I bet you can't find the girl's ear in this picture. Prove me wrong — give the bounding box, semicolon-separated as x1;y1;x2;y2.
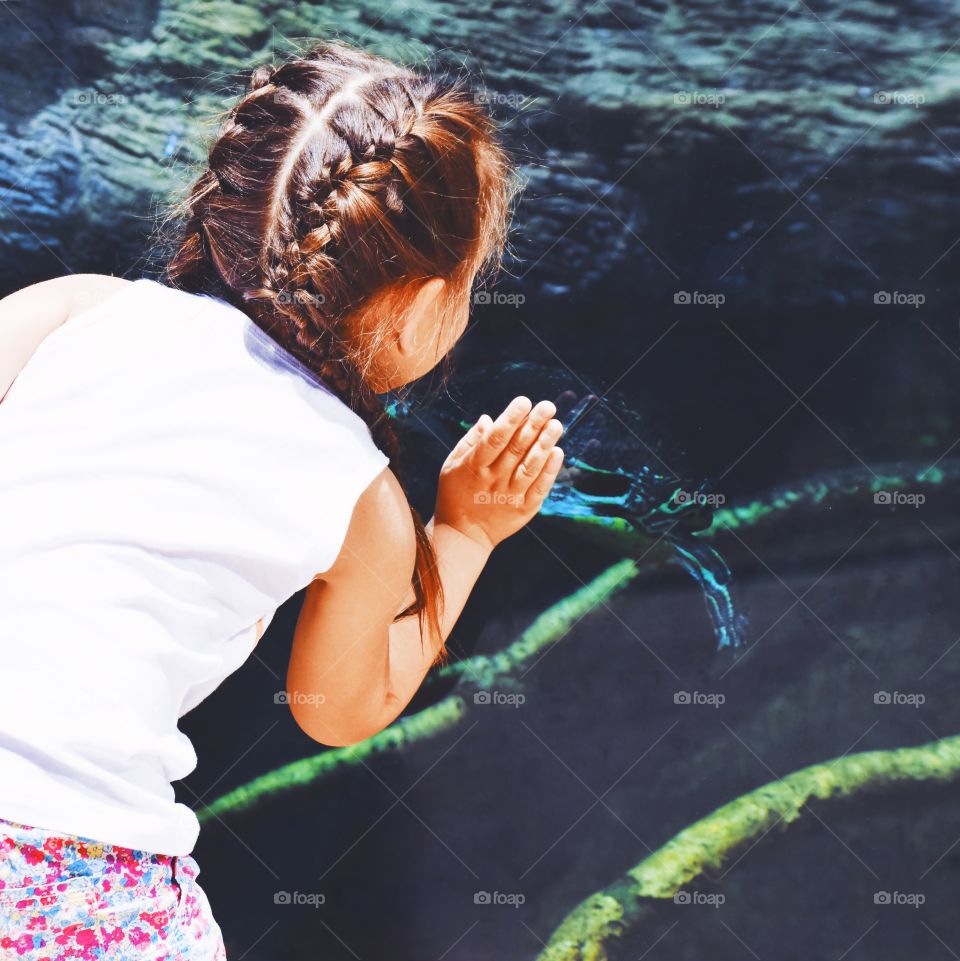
396;277;446;356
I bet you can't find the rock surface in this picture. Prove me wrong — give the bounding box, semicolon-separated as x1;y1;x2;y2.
3;0;960;312
4;4;960;959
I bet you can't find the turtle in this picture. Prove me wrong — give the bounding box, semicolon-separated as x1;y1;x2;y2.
384;361;747;650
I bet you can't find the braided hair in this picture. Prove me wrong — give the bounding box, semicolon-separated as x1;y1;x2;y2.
162;39;514;665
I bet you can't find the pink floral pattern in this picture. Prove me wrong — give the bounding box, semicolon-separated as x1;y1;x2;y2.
0;817;226;959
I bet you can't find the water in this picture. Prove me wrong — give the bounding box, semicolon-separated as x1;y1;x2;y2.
388;361;749;650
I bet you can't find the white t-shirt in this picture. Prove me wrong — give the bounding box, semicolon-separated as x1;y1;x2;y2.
0;277;391;856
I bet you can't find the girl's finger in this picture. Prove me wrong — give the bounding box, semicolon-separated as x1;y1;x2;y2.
448;413;491;464
491;399;557;472
510;416;563;488
528;447;565;501
473;395;532;467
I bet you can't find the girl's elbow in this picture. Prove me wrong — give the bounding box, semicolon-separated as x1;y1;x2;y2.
289;703;390;748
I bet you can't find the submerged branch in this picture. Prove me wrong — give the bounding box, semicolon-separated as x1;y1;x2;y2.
536;734;960;961
198;560;640;821
198;459;960;823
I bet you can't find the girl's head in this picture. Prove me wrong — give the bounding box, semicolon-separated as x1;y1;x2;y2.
163;38;517;661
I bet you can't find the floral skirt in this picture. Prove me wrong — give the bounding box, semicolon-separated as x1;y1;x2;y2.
0;816;226;959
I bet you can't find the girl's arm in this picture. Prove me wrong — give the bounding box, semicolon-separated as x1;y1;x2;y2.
286;397;564;747
0;274;131;402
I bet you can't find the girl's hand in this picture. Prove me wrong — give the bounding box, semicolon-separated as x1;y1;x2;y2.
433;395;565;552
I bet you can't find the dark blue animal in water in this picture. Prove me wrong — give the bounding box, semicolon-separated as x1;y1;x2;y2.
385;361;747;650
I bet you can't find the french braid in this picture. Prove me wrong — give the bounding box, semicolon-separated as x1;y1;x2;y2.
162;39;515;663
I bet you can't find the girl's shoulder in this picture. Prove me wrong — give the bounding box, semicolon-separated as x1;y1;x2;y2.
56;273;136;321
62;275;224;326
3;273;135;329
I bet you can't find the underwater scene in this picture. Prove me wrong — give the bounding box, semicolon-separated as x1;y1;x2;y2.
4;0;960;958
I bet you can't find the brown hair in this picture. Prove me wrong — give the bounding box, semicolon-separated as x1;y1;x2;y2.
161;38;516;666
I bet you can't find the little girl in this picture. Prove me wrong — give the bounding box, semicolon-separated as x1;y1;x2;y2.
0;39;564;959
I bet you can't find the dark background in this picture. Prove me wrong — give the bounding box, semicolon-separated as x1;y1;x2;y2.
3;0;960;958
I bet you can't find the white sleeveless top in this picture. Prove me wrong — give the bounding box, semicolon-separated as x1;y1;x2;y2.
0;277;391;856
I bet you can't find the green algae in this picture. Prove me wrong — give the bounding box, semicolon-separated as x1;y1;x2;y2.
196;458;960;822
196;695;467;822
197;559;641;821
535;734;960;961
628;735;960;899
707;459;960;535
529;459;960;563
436;558;640;686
